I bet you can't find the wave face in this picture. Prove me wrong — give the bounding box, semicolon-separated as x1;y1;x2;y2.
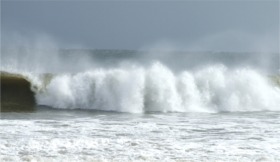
12;62;277;113
0;72;36;112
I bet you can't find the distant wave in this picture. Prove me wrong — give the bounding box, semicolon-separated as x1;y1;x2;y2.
2;62;280;113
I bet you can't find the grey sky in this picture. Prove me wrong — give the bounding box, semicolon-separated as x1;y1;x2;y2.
1;1;279;52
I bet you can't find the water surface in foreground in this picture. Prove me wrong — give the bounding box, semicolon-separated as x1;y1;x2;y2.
1;107;280;162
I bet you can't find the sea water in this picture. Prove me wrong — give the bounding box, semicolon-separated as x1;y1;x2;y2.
1;108;280;161
1;49;280;161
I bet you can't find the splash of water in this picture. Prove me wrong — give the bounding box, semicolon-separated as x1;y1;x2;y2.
17;62;279;113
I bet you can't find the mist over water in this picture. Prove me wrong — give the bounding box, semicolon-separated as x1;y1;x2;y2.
2;33;279;73
1;35;280;113
1;35;96;73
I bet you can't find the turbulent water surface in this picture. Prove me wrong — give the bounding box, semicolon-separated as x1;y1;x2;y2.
0;108;280;161
1;49;280;161
1;108;280;162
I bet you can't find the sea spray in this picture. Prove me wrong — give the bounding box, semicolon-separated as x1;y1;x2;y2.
16;62;279;113
35;68;145;113
145;62;182;112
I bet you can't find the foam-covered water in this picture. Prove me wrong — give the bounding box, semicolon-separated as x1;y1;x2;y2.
1;109;280;162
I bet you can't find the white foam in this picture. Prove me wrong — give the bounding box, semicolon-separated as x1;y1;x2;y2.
25;62;280;113
1;112;280;161
36;67;145;113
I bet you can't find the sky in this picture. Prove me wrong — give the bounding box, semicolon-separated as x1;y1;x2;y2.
1;0;279;52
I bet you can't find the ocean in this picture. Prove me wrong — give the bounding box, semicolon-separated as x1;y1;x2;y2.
1;49;280;161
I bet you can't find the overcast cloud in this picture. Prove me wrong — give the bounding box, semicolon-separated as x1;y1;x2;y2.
1;1;279;52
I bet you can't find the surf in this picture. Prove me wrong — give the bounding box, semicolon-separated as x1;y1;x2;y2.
2;62;280;113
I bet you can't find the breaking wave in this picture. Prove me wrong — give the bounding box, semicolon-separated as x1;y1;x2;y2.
2;62;280;113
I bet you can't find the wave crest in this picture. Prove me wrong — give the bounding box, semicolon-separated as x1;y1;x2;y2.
2;62;280;113
19;62;279;113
